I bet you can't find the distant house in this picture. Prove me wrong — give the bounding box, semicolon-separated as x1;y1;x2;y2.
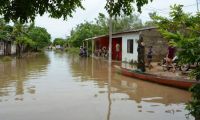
0;41;4;55
84;27;168;62
0;41;16;56
55;45;61;49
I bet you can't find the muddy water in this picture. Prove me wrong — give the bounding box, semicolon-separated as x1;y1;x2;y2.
0;51;193;120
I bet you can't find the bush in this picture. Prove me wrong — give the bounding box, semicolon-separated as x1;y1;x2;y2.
65;47;80;54
1;56;12;62
186;84;200;119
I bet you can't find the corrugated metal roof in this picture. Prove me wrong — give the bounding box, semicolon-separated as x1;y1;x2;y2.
84;27;157;41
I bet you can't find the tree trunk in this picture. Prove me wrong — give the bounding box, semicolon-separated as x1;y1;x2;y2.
16;44;22;58
3;41;12;55
195;116;200;120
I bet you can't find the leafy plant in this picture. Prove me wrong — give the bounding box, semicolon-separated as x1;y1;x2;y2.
151;4;200;119
0;0;153;23
186;84;200;119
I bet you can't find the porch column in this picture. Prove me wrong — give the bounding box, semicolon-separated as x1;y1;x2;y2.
87;41;88;56
83;41;85;47
92;39;94;57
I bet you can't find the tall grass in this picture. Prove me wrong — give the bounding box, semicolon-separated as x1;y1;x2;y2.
65;47;80;54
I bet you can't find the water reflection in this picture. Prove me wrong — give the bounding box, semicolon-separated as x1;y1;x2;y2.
0;53;49;100
0;52;193;120
68;56;191;104
68;55;192;120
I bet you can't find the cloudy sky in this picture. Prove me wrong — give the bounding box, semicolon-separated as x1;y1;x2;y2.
34;0;198;40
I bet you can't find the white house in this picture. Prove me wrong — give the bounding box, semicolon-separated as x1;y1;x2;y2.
85;27;168;62
0;41;4;55
0;41;16;56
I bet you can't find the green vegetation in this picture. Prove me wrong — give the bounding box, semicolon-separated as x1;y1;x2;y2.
67;13;155;48
186;84;200;119
0;0;154;55
0;0;153;23
65;47;80;54
151;4;200;119
53;38;66;47
13;22;51;57
0;18;13;55
0;20;51;57
1;56;12;62
28;26;51;51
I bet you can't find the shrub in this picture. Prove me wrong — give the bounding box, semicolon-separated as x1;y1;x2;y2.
1;56;12;62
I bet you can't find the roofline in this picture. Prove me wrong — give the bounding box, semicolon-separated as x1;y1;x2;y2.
84;27;157;41
84;34;108;41
112;27;157;36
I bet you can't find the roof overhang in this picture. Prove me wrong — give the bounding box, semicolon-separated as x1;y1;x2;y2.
84;27;157;41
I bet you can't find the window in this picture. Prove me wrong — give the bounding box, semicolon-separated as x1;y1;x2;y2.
127;39;133;53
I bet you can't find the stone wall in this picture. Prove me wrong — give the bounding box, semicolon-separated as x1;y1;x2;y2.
141;29;168;62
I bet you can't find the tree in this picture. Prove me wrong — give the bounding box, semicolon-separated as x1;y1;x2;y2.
0;18;14;55
0;0;84;23
12;22;51;56
12;22;34;56
53;38;65;47
151;4;200;119
68;21;106;47
28;27;51;51
67;13;147;48
95;13;109;34
112;14;143;32
105;0;153;17
0;0;152;23
151;5;200;79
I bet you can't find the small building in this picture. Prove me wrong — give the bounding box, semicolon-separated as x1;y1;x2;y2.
0;41;4;55
0;41;16;56
84;27;168;62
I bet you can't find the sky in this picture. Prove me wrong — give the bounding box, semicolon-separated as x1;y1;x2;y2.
34;0;199;40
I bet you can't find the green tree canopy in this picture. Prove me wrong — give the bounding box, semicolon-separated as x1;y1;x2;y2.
53;38;66;46
68;21;103;47
151;4;200;70
0;18;13;41
0;0;84;23
112;14;143;32
28;27;51;50
0;0;153;23
68;13;152;47
151;6;200;118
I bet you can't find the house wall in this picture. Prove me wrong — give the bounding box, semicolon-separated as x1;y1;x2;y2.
116;28;167;63
0;42;4;55
121;33;139;62
11;44;16;54
0;42;16;56
95;37;109;49
141;29;168;62
92;28;167;62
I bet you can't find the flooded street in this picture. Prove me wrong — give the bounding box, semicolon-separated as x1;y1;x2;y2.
0;51;193;120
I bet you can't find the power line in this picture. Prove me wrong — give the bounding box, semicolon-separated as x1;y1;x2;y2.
151;3;198;10
142;3;198;15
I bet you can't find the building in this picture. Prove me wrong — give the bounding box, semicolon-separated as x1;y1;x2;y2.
84;27;168;62
0;41;16;56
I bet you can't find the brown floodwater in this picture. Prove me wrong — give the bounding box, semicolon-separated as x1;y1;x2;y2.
0;51;193;120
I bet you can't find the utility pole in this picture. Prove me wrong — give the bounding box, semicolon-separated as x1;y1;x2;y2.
107;0;113;63
108;15;112;63
107;1;113;120
197;0;199;12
